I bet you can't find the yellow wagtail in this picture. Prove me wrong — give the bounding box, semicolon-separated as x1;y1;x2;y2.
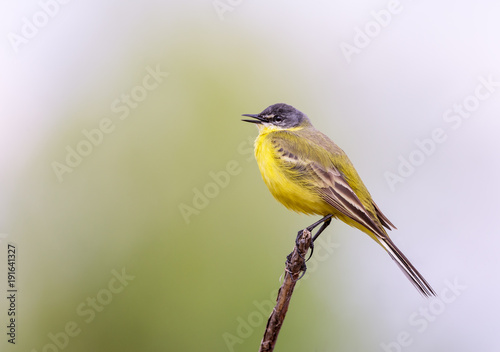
242;103;435;297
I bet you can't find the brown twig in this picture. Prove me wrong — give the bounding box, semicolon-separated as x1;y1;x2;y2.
258;229;312;352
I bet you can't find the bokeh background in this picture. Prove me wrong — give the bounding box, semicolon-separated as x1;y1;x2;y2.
1;1;499;351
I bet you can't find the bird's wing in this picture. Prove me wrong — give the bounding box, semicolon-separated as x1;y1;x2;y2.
372;200;397;230
308;162;386;237
270;131;391;238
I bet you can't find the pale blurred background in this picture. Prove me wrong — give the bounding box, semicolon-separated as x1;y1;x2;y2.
1;1;499;351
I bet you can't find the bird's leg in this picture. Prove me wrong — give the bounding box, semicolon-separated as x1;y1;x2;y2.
288;215;333;280
307;214;333;238
306;215;332;260
310;217;332;242
293;214;333;262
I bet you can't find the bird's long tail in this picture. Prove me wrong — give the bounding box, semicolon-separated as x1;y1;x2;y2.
378;237;436;297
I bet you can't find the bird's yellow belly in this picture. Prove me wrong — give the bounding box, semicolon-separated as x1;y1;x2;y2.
255;137;330;215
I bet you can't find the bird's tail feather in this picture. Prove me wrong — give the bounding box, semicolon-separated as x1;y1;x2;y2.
379;237;436;297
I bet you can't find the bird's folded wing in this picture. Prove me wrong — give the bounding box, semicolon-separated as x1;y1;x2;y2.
309;162;386;238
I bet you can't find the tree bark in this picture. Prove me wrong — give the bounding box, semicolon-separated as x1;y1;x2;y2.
258;229;312;352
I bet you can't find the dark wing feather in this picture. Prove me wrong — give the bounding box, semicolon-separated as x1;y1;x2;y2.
372;200;397;230
309;162;387;238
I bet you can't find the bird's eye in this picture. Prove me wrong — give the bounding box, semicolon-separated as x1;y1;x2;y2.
274;115;283;123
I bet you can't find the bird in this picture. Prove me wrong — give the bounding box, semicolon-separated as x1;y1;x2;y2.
242;103;436;297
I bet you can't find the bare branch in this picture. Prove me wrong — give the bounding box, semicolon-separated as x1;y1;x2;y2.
258;229;312;352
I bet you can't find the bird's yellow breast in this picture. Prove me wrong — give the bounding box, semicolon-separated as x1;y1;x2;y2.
254;130;331;215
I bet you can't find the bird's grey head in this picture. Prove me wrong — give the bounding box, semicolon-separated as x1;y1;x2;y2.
242;103;311;129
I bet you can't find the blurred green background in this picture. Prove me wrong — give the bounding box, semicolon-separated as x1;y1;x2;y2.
1;1;499;351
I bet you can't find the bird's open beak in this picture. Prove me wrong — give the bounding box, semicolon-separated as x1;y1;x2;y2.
241;114;266;124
